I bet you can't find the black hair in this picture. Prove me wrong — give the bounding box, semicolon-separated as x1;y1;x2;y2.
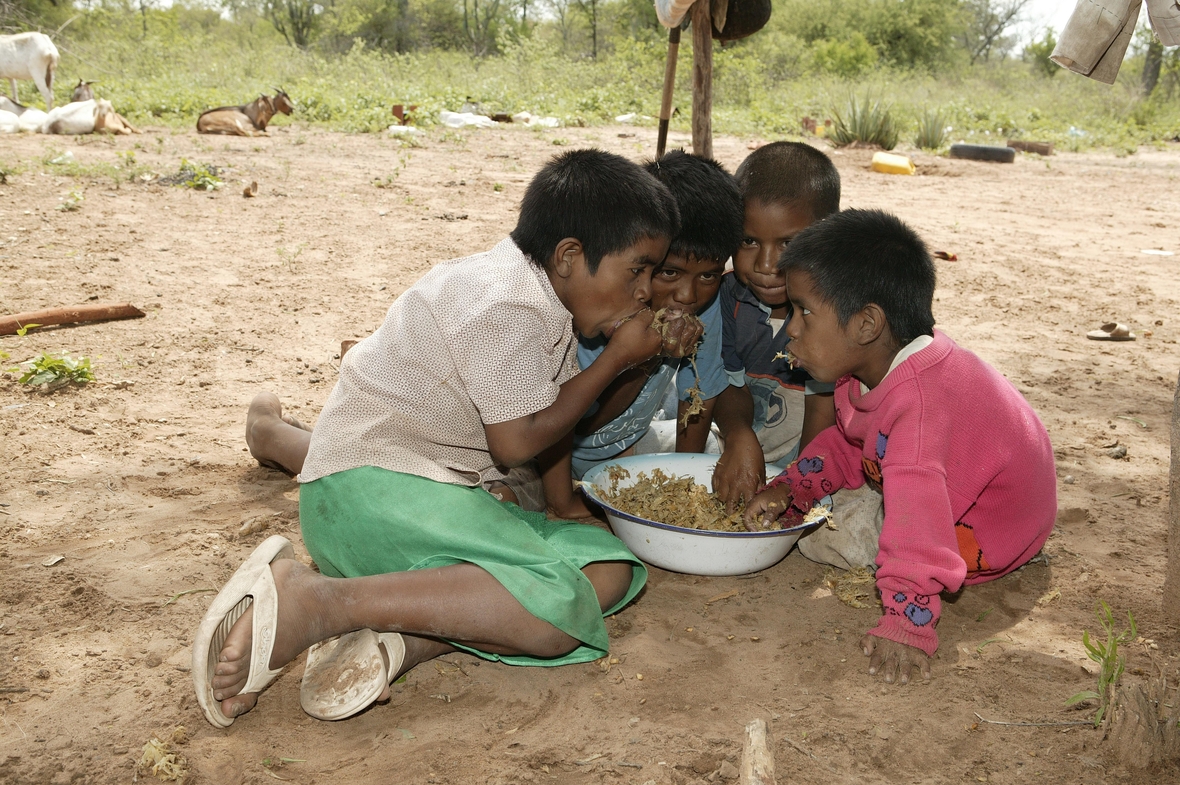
642;150;743;262
511;148;679;273
779;209;935;345
734;141;841;220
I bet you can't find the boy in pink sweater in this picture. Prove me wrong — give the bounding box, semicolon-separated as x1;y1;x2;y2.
745;209;1056;685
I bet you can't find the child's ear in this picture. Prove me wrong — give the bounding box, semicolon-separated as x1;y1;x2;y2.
551;237;584;279
853;303;889;346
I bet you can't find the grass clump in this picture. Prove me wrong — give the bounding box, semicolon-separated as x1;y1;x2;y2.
1066;601;1137;727
17;352;96;389
914;108;947;150
164;159;223;191
57;189;85;212
830;93;899;150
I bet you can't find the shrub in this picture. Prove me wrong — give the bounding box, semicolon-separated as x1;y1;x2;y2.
914;107;947;149
830;93;899;149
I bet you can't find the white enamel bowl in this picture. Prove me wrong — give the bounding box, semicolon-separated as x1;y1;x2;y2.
581;453;821;576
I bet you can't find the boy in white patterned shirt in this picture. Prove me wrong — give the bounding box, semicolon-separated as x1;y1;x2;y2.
192;149;693;727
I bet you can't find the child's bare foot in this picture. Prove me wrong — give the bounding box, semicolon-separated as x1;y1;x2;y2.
245;392;313;475
210;559;335;719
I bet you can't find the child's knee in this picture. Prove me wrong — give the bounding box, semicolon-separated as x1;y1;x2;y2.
583;561;634;612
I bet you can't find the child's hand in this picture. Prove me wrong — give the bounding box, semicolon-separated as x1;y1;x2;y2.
861;634;932;685
743;485;792;531
604;308;663;369
655;309;704;358
712;431;766;513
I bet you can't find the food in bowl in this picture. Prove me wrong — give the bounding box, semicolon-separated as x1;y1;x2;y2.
600;466;747;532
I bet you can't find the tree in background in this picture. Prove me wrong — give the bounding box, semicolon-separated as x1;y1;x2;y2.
265;0;321;47
462;0;501;55
575;0;598;58
1023;27;1057;79
959;0;1032;65
1143;35;1164;96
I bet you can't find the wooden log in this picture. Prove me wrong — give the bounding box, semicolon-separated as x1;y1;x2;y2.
657;25;682;159
691;0;713;159
740;719;776;785
1007;139;1054;156
1163;370;1180;617
0;303;145;336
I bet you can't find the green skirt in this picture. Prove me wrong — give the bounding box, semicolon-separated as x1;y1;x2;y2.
299;466;646;666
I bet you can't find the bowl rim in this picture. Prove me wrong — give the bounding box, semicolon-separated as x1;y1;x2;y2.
581;454;823;539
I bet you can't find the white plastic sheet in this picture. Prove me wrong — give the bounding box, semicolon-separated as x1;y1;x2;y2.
438;110;496;128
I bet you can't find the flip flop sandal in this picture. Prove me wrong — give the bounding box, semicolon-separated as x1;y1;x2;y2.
300;630;406;721
192;535;295;727
1086;322;1136;341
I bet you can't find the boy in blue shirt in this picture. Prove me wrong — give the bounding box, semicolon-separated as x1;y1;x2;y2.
712;142;840;511
543;151;743;511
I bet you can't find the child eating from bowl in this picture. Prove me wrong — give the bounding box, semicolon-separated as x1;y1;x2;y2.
710;141;839;511
552;150;743;491
744;209;1056;684
196;149;678;727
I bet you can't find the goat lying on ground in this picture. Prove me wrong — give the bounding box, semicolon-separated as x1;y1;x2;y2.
0;96;47;132
0;32;59;110
40;99;139;135
71;79;96;103
196;89;293;136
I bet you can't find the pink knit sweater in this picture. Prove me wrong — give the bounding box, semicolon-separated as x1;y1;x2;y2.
768;331;1056;656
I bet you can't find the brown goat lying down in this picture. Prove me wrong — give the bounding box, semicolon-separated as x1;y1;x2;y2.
196;90;293;136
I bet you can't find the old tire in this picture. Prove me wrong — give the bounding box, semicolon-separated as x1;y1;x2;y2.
949;144;1016;163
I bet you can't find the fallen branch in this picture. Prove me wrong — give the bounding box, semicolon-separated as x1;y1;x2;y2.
740;719;776;785
973;712;1093;728
0;303;145;336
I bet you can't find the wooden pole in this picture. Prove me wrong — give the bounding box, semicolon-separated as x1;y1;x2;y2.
0;303;145;335
1162;370;1180;617
690;0;713;158
656;25;681;158
740;719;776;785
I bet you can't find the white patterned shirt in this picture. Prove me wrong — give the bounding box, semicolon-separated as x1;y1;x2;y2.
299;238;579;487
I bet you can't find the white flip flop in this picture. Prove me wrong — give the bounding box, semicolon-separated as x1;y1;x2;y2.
300;629;406;721
192;535;295;728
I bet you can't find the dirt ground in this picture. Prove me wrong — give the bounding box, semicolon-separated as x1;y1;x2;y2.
1;121;1179;785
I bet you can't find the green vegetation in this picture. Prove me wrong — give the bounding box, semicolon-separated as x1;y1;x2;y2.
170;160;224;191
915;107;948;150
16;353;97;389
830;93;899;149
1066;601;1138;727
4;0;1179;151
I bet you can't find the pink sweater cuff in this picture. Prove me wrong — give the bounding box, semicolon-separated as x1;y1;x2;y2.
869;588;941;657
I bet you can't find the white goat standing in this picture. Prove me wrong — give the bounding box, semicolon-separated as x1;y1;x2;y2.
0;32;59;110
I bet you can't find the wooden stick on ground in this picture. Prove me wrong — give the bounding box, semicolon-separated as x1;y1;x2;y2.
0;303;145;336
740;719;776;785
656;25;682;159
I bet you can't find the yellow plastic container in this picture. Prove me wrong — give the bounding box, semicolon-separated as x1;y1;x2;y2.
870;151;915;175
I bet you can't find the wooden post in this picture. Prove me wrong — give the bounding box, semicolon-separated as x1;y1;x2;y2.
1162;370;1180;617
740;719;776;785
690;0;713;158
656;25;682;159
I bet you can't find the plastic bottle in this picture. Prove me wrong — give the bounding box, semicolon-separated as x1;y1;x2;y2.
870;151;915;175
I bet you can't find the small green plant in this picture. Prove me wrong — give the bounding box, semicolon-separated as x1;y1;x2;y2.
915;108;947;150
551;137;569;146
174;159;223;191
17;352;96;388
493;182;504;192
830;94;899;150
1066;601;1137;727
57;189;85;212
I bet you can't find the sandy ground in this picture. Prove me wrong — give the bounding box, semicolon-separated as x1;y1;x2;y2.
1;122;1179;785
